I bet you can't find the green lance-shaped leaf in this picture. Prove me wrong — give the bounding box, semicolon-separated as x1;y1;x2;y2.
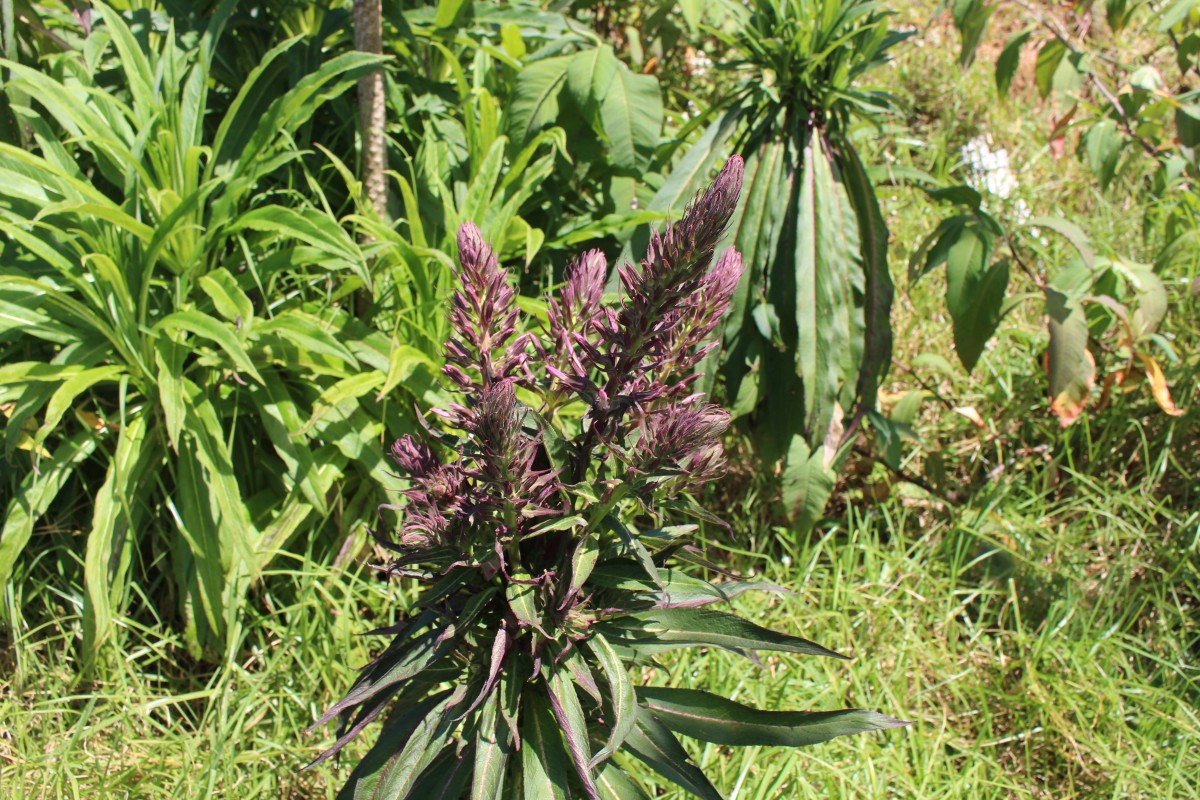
548;663;601;799
198;268;254;330
471;689;512;800
0;431;96;585
794;136;858;440
522;689;573;800
839;144;893;429
621;711;723;800
996;29;1032;96
596;761;651;800
587;632;638;769
613;607;846;659
82;414;154;663
637;686;911;747
1045;282;1094;426
944;219;1008;373
155;310;264;384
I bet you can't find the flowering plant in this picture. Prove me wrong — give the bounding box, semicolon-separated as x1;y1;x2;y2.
311;157;907;799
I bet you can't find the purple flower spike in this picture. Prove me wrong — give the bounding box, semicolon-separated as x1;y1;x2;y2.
445;223;525;394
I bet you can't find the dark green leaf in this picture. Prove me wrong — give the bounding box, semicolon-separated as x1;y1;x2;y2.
638;687;910;747
522;689;572;800
622;712;723;800
617;607;846;659
996;30;1032;96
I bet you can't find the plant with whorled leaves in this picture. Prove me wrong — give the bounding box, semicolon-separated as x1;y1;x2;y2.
310;157;908;799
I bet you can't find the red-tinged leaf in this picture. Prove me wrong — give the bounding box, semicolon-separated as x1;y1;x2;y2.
472;690;512;800
548;666;600;800
587;632;637;769
637;686;911;747
521;691;572;800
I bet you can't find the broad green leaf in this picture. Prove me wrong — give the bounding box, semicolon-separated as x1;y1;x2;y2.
1084;119;1122;189
617;607;846;659
0;431;95;584
622;712;723;800
1045;284;1094;426
944;220;1006;372
599;61;662;172
522;689;572;800
1035;40;1068;99
434;0;469;28
508;55;573;147
637;687;910;747
781;435;835;531
587;632;637;769
156;310;264;384
996;30;1032;96
954;0;995;67
566;45;618;111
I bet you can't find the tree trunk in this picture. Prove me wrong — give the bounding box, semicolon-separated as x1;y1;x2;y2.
353;0;386;222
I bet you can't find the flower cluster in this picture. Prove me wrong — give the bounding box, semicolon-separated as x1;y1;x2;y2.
389;156;747;566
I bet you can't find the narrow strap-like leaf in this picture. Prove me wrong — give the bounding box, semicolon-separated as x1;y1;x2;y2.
621;711;723;800
471;689;511;800
616;607;846;659
548;666;600;800
586;633;637;770
637;686;911;747
521;689;573;800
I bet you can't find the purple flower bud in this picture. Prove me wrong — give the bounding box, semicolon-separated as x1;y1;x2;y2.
389;434;440;478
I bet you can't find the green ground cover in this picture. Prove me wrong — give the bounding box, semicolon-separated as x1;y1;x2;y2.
2;1;1198;798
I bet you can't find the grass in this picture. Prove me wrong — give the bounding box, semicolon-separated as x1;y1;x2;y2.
3;3;1199;799
3;463;1197;798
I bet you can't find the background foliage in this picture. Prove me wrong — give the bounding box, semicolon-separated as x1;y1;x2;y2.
1;0;1197;797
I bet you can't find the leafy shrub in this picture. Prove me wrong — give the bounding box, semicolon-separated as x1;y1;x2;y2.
313;157;907;798
0;3;442;661
629;0;905;528
376;2;668;282
929;0;1195;424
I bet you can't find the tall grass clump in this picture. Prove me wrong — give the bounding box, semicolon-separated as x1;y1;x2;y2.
0;2;442;662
